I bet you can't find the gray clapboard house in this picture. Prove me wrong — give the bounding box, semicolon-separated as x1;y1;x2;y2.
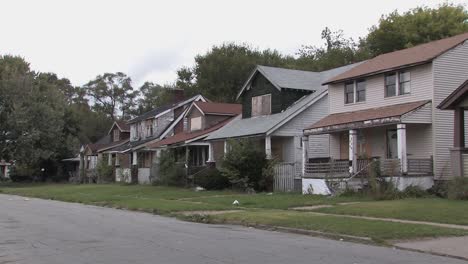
206;64;360;191
304;32;468;191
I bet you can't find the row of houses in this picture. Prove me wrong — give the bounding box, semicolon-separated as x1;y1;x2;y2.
76;32;468;194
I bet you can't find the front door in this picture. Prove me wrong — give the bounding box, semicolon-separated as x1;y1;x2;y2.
386;129;398;159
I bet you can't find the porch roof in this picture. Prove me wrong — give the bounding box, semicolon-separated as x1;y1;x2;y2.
437;79;468;110
207;89;328;140
305;100;431;135
147;117;236;148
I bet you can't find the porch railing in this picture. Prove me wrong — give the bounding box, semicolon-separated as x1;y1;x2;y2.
304;159;349;178
304;157;433;178
408;158;433;176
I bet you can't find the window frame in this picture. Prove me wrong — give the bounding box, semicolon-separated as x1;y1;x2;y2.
251;93;272;116
190;116;202;131
355;79;366;103
344;81;355;104
385;71;411;97
398;71;411;95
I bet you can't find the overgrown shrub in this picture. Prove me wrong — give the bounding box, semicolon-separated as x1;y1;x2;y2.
96;161;114;183
194;168;230;190
401;185;428;198
220;139;275;192
448;177;468;200
158;149;186;187
428;181;449;198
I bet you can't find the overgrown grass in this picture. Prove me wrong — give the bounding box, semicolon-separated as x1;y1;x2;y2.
202;210;468;242
316;198;468;225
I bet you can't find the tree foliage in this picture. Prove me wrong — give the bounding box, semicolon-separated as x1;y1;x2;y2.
84;72;139;120
363;3;468;56
176;43;297;102
133;82;178;115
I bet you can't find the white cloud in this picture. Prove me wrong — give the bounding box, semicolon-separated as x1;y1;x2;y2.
1;0;465;86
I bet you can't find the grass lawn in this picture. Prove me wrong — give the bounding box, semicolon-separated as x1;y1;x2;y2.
2;184;468;243
315;198;468;226
200;210;468;242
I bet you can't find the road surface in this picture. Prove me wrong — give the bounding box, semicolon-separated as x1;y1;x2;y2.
0;194;465;264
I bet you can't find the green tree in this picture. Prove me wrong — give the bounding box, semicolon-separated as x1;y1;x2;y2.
363;3;468;56
297;27;370;71
133;82;178;115
176;43;296;102
84;72;139;120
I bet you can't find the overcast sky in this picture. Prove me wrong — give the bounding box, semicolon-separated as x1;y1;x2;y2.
1;0;465;87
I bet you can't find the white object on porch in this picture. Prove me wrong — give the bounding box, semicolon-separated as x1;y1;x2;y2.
397;124;408;174
132;151;137;166
265;136;272;159
301;136;309;176
207;142;214;162
302;178;331;195
138;168;151;184
115;154;120;166
349;129;357;174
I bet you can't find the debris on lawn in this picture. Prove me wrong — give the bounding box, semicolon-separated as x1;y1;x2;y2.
194;186;205;192
232;200;239;205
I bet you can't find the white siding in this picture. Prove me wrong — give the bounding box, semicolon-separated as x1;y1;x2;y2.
328;64;433;114
274;94;329;136
402;103;433;123
433;41;468;178
329;133;341;159
406;124;433;159
308;134;330;158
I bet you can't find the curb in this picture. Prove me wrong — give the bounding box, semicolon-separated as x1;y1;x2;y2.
393;245;468;262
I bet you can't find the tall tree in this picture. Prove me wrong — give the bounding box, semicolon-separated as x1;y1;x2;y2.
362;3;468;56
176;43;296;102
133;82;178;115
297;27;370;71
84;72;139;120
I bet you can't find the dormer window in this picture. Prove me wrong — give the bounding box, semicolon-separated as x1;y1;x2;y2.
146;120;153;137
190;117;202;131
113;129;120;142
385;71;411;97
252;94;271;116
344;80;366;104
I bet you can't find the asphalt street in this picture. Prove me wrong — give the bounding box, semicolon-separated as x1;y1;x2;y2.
0;194;465;264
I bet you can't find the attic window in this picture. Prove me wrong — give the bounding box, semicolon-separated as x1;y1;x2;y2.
113;129;120;142
191;117;202;131
252;94;271;116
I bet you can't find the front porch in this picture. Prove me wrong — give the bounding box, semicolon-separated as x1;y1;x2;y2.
304;123;433;178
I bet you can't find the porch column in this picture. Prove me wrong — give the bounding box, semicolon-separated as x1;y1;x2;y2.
155;149;162;164
265;136;272;159
397;124;408;174
115;154;120;166
207;143;215;163
224;140;228;155
301;136;309;176
108;153;112;166
132;151;137;166
349;130;357;174
451;108;465;177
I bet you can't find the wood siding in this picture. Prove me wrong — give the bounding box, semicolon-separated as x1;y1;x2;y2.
241;73;310;118
433;41;468;178
401;103;433;123
328;64;433;114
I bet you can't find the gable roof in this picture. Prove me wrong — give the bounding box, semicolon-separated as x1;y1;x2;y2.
325;32;468;84
107;121;130;135
207;88;328;140
305;100;431;133
236;63;362;100
148;117;236;148
193;101;242;116
438;79;468;110
128;94;206;124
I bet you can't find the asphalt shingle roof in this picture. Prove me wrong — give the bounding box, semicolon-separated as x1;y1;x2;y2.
206;88;327;140
325;32;468;84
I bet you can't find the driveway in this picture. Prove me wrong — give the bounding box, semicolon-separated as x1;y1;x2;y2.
0;194;465;264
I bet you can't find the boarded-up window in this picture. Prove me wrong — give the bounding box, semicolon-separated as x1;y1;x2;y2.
252;94;271;116
191;116;202;131
113;129;120;142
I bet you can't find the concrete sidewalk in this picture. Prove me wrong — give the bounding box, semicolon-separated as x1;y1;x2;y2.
395;236;468;261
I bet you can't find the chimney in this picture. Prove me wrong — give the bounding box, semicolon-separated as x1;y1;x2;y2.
168;88;185;104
